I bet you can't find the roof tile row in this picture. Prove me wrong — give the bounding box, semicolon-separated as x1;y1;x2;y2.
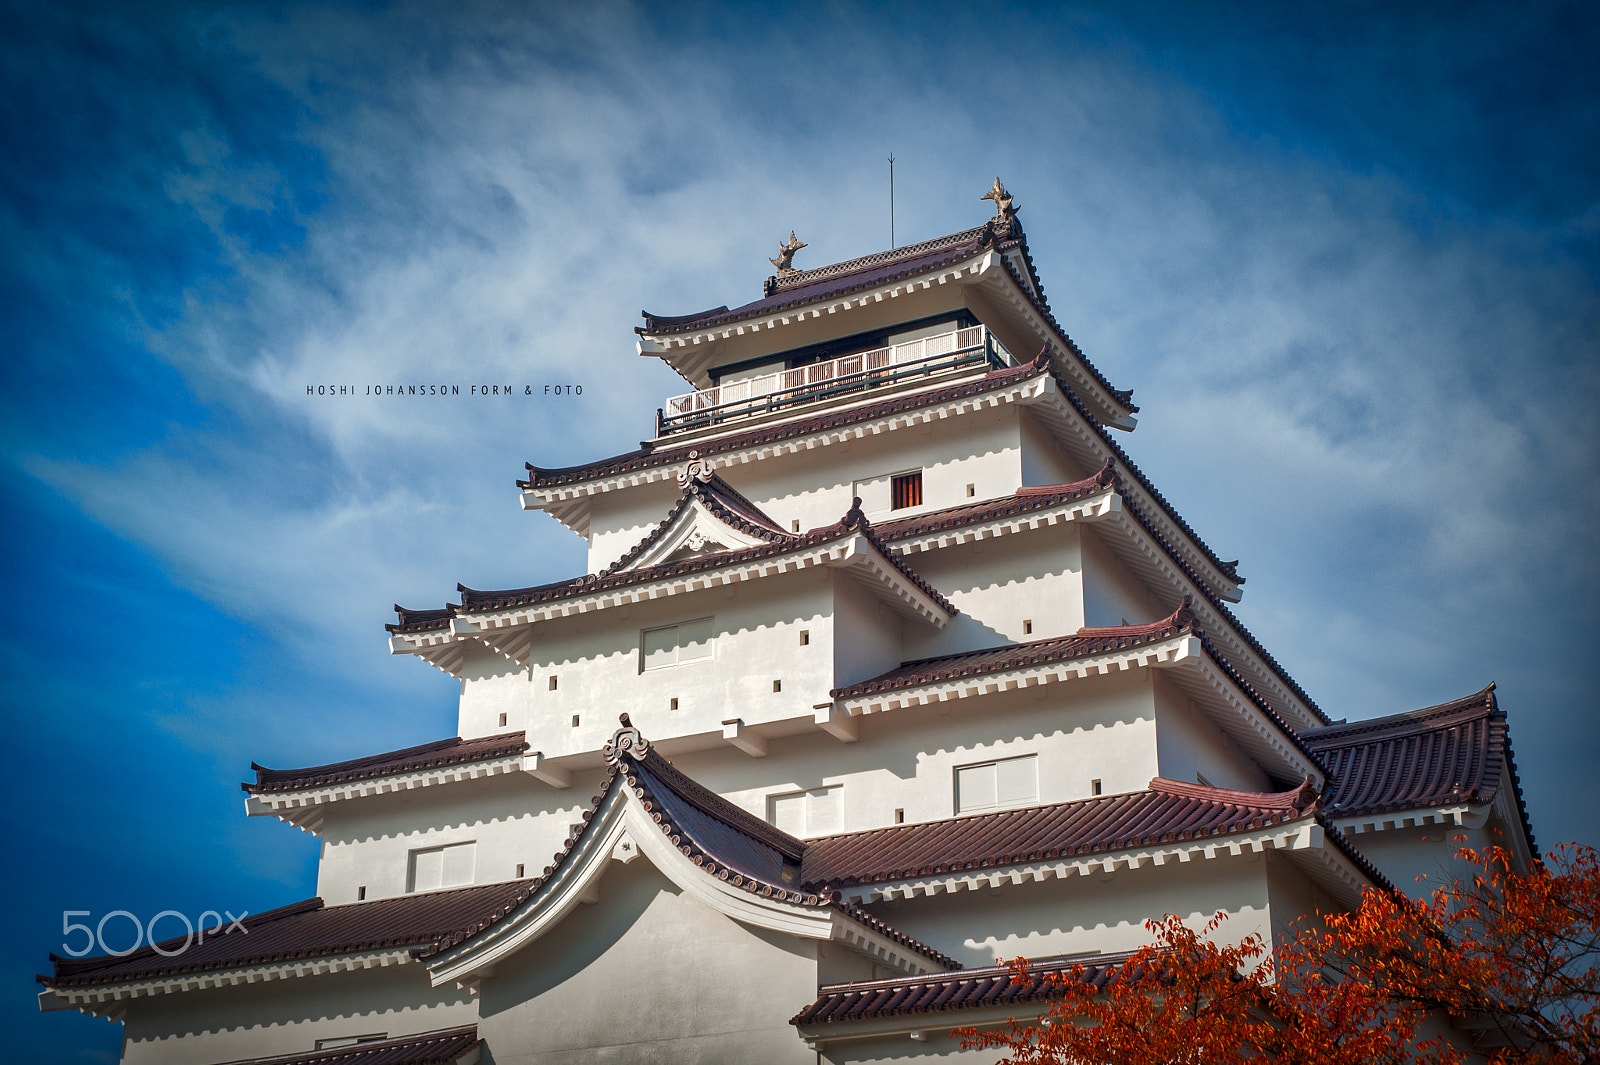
1304;684;1533;853
246;733;529;794
792;956;1122;1026
391;499;957;634
799;776;1318;890
212;1026;481;1065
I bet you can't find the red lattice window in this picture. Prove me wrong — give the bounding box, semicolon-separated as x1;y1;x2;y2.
891;471;923;510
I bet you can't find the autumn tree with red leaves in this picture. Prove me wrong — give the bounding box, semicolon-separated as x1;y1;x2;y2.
959;845;1600;1065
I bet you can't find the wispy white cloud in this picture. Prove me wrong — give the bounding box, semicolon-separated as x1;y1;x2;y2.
22;1;1598;842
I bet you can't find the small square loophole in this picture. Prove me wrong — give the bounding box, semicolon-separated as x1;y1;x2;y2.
772;679;782;693
799;630;810;646
670;697;679;710
548;675;558;691
571;714;580;728
1023;619;1033;635
498;713;508;727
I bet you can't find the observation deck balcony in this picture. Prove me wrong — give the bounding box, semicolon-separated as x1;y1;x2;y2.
656;325;1015;438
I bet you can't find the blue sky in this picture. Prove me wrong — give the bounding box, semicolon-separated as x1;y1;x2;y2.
3;1;1596;1058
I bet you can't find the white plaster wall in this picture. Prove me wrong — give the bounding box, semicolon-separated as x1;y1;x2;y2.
1263;850;1342;950
1344;823;1495;902
900;524;1085;662
823;1033;1011;1064
832;571;908;690
690;285;973;374
586;476;681;576
862;853;1274;968
314;770;607;904
658;670;1159;834
456;645;527;739
1018;407;1092;487
583;401;1028;574
117;964;473;1065
494;568;838;754
1080;525;1167;627
477;857;817;1064
1152;675;1271;793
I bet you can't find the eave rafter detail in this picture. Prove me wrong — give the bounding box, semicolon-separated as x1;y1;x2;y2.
38;949;415;1020
833;628;1322;787
243;754;529;835
389;526;954;677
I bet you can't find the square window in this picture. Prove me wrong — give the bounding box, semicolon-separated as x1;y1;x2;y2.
1023;619;1033;635
767;786;842;836
670;697;679;710
571;714;580;727
640;618;715;672
890;470;923;510
966;483;976;498
772;679;782;693
792;519;801;532
1091;778;1103;796
408;841;475;893
315;1036;388;1051
548;675;558;691
894;808;905;824
498;713;507;727
516;863;525;878
955;755;1038;814
357;886;366;901
800;630;810;646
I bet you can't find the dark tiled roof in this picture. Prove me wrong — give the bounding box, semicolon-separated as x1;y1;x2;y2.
638;217;1135;417
246;732;528;794
831;602;1196;699
420;718;961;970
1303;685;1534;847
1032;381;1338;726
41;883;530;989
799;777;1320;891
211;1026;481;1065
519;360;1042;490
826;600;1323;774
639;224;997;336
792;955;1124;1026
600;470;794;577
871;462;1119;541
391;503;955;634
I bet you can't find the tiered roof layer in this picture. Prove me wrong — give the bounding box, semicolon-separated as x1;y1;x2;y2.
211;1026;481;1065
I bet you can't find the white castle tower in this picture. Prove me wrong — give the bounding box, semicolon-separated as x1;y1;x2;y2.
41;182;1536;1065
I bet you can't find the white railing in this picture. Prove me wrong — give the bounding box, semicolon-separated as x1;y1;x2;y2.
659;325;1010;435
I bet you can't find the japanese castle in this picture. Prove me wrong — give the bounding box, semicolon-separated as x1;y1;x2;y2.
41;181;1537;1065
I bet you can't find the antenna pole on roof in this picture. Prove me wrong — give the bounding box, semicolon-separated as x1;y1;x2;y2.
888;153;895;249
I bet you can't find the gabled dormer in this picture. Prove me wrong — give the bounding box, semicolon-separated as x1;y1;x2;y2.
606;458;794;572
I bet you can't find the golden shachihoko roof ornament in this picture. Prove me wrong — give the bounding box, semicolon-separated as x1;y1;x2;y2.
769;230;807;275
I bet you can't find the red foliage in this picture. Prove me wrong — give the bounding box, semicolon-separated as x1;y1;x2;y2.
958;845;1600;1065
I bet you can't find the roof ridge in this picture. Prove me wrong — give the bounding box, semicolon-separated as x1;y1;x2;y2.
763;224;993;294
1076;597;1196;639
1301;683;1497;745
797;781;1320;890
1148;775;1319;811
207;1025;481;1065
518;359;1042;490
419;721;957;971
598;465;796;578
830;598;1195;699
247;732;528;791
403;499;956;633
